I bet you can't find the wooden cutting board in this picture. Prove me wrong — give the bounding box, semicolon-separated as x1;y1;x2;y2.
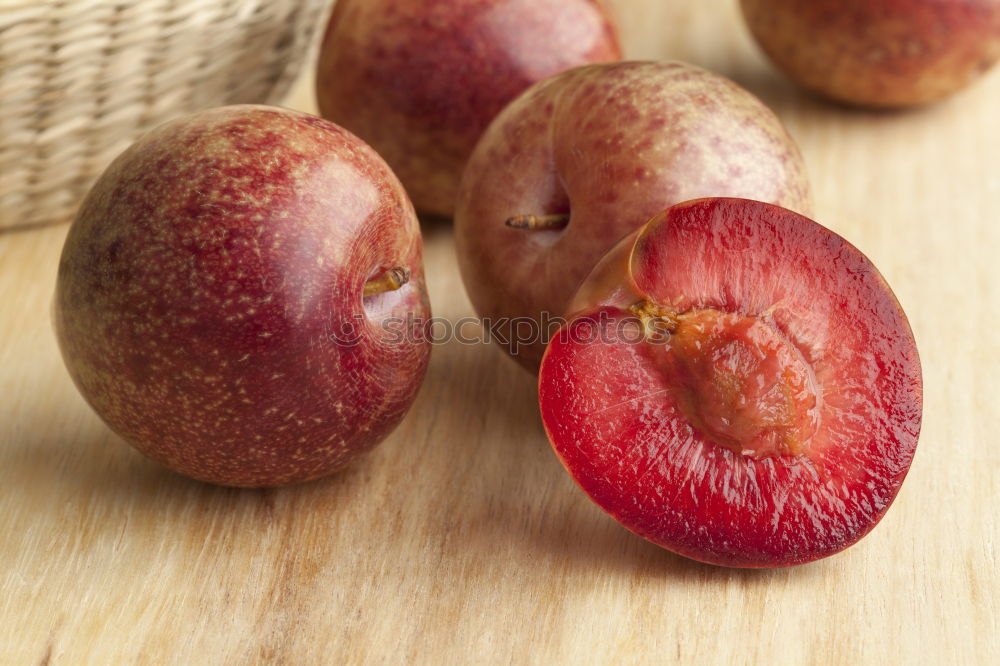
2;1;997;663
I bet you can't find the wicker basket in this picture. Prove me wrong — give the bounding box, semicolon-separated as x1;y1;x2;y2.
0;0;331;230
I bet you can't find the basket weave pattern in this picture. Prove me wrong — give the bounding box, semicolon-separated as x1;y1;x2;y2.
0;0;330;230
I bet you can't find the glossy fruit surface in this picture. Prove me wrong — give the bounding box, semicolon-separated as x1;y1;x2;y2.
316;0;621;216
741;0;1000;107
539;198;922;567
455;61;812;372
54;105;430;487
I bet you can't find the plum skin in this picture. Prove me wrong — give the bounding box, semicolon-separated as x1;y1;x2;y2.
54;106;431;488
741;0;1000;107
316;0;621;217
539;198;922;568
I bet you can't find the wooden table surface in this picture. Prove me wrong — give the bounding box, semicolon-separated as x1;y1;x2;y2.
2;1;998;663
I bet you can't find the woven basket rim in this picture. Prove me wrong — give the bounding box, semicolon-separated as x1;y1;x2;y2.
0;0;302;13
0;0;332;230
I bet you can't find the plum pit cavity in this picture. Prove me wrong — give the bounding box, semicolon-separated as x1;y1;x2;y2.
639;305;820;459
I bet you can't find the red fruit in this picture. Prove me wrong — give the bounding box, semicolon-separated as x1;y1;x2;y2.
741;0;1000;107
54;106;431;488
316;0;621;217
455;61;812;373
539;198;922;567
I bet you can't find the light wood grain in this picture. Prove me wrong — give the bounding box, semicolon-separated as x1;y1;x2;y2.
2;1;998;663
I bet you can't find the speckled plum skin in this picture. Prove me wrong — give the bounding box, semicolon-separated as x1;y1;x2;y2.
741;0;1000;107
315;0;621;217
54;105;431;488
455;61;812;372
540;199;922;567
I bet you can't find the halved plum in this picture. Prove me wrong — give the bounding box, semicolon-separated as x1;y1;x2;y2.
539;198;922;567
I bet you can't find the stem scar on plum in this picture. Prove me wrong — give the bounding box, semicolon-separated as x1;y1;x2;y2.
505;213;570;230
363;266;410;297
629;299;681;342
